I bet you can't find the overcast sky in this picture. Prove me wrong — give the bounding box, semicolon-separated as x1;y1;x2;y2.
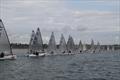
0;0;120;45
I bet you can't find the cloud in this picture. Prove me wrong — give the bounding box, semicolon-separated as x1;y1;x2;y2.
0;0;119;44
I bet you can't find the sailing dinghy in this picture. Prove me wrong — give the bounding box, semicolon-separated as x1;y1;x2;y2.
78;40;83;53
59;34;68;55
0;19;16;60
95;41;101;53
28;28;46;57
47;32;57;55
66;35;75;55
89;39;95;53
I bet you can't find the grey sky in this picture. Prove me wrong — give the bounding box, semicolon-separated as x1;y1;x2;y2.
0;0;119;44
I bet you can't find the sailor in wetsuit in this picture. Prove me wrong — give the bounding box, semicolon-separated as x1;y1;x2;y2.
0;52;5;58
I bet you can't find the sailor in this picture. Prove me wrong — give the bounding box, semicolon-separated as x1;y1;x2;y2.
0;52;5;58
35;51;39;56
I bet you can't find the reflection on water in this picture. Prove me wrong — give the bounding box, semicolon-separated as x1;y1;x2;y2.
0;49;120;80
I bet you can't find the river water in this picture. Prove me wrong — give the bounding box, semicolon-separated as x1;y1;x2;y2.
0;49;120;80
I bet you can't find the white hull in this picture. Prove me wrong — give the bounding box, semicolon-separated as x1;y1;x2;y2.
0;54;16;60
28;53;46;57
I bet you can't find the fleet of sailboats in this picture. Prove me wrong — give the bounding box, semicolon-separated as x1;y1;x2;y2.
0;19;16;60
0;19;118;59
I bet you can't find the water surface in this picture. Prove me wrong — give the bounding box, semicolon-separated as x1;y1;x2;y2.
0;49;120;80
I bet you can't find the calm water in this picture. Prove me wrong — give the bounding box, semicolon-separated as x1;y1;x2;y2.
0;49;120;80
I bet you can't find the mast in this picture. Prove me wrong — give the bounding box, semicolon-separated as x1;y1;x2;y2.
0;19;13;55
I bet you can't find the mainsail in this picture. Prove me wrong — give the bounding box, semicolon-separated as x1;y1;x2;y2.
78;40;83;52
28;30;35;52
48;32;56;52
83;43;87;51
0;19;13;55
32;28;43;51
67;35;75;52
95;41;101;52
90;39;95;51
59;34;67;53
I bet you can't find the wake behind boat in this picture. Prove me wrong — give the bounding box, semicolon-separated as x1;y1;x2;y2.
0;19;16;60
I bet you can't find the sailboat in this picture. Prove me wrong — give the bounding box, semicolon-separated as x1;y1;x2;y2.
78;40;83;53
67;35;75;54
28;28;45;57
107;45;110;51
59;34;67;54
95;41;101;53
0;19;16;60
90;39;95;53
82;43;87;52
47;32;56;55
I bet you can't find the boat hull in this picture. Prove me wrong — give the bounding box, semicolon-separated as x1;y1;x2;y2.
28;53;46;57
0;55;16;60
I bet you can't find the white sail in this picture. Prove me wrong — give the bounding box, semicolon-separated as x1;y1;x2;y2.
78;40;83;52
90;39;95;53
83;43;87;51
48;32;56;52
59;34;67;53
95;41;101;52
0;19;13;55
32;28;43;51
28;30;35;52
91;39;94;49
107;45;110;51
67;35;75;52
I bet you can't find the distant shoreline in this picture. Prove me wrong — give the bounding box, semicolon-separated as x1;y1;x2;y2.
11;43;120;50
